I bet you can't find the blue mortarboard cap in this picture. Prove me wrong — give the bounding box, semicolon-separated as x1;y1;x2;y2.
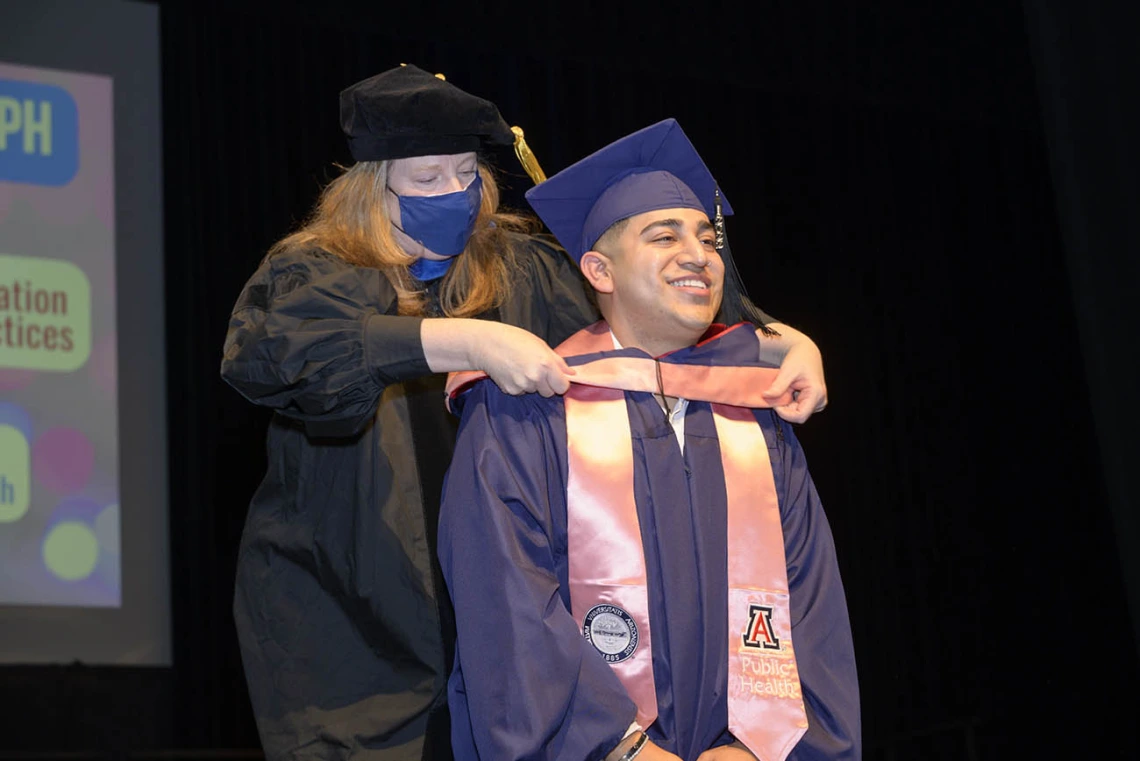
525;119;733;262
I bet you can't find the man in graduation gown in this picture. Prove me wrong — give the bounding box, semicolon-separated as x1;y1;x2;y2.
438;120;860;761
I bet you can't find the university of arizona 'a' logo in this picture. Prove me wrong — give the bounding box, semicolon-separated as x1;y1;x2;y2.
742;603;781;651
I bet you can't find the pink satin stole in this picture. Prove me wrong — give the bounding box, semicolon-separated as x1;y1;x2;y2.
715;406;809;760
444;323;786;409
557;322;808;760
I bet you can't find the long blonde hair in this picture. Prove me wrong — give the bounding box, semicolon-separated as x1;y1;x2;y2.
269;160;532;317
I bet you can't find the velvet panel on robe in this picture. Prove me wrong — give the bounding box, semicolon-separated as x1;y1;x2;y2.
439;326;860;761
219;233;600;761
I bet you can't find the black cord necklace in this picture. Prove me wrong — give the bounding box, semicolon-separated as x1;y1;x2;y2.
654;358;671;424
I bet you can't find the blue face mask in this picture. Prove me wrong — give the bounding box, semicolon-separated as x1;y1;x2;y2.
391;173;483;264
408;255;454;282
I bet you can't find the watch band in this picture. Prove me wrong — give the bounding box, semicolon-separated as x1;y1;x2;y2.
617;731;649;761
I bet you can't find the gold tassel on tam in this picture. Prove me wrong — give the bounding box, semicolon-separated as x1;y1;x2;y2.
512;126;547;185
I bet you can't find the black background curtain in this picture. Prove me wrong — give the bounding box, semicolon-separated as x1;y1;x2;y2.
2;1;1137;759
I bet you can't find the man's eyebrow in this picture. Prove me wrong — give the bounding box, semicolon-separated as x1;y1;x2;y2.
638;219;684;236
638;218;715;236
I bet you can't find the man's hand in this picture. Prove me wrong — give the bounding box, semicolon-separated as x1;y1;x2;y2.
695;740;758;761
758;323;828;424
638;742;684;761
604;735;682;761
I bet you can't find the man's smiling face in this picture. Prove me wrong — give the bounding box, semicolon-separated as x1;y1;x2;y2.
585;207;725;356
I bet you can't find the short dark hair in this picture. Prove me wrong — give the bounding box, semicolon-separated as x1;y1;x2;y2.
591;217;630;255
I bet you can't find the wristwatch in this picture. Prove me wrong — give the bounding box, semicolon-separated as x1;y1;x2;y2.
618;731;649;761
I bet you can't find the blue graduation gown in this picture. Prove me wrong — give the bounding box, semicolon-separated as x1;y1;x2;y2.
438;325;860;761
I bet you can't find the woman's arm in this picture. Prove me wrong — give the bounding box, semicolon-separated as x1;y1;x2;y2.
220;250;426;436
422;318;575;397
757;323;829;424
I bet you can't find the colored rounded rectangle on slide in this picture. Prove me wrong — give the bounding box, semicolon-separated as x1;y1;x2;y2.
0;424;30;523
0;78;79;187
0;253;91;371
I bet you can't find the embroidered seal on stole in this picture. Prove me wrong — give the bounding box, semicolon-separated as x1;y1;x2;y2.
583;604;640;663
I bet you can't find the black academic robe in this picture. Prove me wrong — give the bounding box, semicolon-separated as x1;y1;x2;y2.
220;233;599;761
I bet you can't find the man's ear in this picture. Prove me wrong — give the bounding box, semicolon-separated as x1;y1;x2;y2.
579;251;615;294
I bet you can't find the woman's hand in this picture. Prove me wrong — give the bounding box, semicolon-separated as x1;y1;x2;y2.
473;322;576;397
757;323;828;424
422;318;574;397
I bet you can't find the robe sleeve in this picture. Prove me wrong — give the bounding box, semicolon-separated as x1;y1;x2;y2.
220;248;430;437
769;416;862;761
439;382;638;761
